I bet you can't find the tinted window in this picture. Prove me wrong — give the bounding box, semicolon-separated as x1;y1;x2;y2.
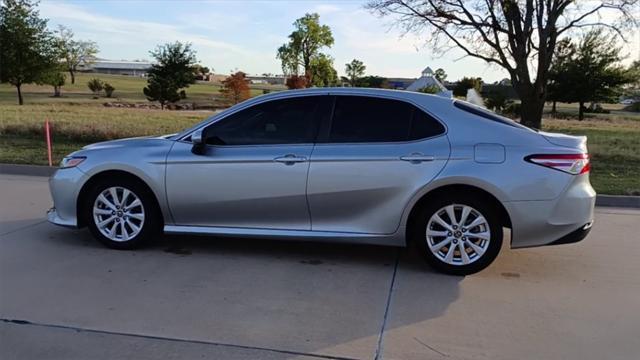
328;96;444;143
205;96;327;145
453;100;533;131
410;107;446;140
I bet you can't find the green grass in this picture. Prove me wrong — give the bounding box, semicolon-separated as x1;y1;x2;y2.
542;118;640;195
0;72;279;105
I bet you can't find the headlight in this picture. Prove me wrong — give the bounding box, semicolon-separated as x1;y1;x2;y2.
60;156;86;168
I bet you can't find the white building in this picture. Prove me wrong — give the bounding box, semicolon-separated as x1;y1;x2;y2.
406;67;452;97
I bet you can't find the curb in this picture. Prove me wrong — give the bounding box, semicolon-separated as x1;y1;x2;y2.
0;163;57;177
1;163;639;209
595;195;640;209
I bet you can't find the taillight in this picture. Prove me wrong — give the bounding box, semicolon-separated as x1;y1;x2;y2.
525;153;590;175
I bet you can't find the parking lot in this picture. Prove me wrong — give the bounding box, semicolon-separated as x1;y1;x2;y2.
1;173;639;360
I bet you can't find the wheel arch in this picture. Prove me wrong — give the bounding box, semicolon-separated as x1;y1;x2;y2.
404;183;512;246
76;170;163;228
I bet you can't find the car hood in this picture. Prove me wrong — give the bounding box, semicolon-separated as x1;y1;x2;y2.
82;134;175;150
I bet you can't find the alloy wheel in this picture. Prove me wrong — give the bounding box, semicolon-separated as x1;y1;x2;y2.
93;186;145;242
426;204;491;266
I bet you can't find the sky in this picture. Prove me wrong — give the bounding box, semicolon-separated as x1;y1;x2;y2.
38;0;640;83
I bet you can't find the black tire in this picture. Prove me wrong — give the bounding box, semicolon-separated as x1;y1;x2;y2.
410;193;503;275
84;177;161;250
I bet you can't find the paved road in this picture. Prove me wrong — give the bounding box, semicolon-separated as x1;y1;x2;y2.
1;174;639;360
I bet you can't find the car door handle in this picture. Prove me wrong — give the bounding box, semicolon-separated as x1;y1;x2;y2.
400;153;435;163
274;154;307;165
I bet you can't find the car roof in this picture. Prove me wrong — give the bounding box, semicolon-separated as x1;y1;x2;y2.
259;87;453;105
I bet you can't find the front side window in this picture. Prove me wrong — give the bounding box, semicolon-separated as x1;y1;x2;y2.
205;96;328;145
328;96;445;143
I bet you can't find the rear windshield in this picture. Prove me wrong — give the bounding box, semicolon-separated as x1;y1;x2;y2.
453;100;535;131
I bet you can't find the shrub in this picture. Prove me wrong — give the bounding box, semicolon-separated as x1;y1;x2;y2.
179;89;187;99
220;72;250;104
584;103;610;114
503;102;521;117
417;85;441;94
484;90;511;113
623;102;640;112
285;75;307;89
87;78;103;98
103;83;115;98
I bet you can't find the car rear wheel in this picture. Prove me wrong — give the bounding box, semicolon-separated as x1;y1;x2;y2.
412;195;502;275
85;178;160;249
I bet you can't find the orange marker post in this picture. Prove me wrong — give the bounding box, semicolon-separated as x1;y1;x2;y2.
45;118;53;166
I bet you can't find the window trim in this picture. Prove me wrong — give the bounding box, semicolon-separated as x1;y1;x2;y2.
314;93;448;145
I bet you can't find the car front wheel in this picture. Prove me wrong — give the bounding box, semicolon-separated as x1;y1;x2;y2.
85;178;160;249
412;195;503;275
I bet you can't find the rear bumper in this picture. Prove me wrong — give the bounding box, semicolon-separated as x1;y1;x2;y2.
548;222;592;246
506;174;596;249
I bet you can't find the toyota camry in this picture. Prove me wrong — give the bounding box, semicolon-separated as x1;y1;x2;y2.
47;88;595;275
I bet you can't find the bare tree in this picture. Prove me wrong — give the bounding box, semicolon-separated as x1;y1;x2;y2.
367;0;638;129
55;25;98;84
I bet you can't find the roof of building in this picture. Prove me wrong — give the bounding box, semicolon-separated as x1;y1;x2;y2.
90;60;152;70
406;72;447;92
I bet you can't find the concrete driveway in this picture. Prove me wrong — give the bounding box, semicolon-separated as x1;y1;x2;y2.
1;174;639;360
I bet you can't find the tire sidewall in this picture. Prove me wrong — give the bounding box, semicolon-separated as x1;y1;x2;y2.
412;194;503;275
85;178;160;249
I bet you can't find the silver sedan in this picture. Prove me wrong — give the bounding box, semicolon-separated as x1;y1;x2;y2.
48;88;595;275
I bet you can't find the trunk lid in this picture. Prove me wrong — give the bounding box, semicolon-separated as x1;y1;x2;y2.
539;131;588;152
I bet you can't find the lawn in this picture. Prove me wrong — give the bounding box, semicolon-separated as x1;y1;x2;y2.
1;77;638;195
0;72;281;105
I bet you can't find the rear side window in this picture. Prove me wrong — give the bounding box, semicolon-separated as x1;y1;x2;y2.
453;100;532;131
328;96;444;143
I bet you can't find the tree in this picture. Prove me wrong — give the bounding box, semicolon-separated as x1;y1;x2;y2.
220;72;250;104
484;89;511;113
622;60;640;101
277;13;334;86
359;75;389;88
0;0;58;105
558;30;633;120
143;42;198;109
143;78;179;109
547;38;576;114
87;78;103;98
39;70;65;97
367;0;638;129
434;68;447;83
345;59;366;86
193;64;211;79
453;77;482;97
310;54;338;87
55;25;98;84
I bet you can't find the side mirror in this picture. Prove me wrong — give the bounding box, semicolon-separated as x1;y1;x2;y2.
191;129;206;155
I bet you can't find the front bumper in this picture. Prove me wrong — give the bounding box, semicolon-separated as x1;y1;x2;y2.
47;167;88;228
47;207;77;228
